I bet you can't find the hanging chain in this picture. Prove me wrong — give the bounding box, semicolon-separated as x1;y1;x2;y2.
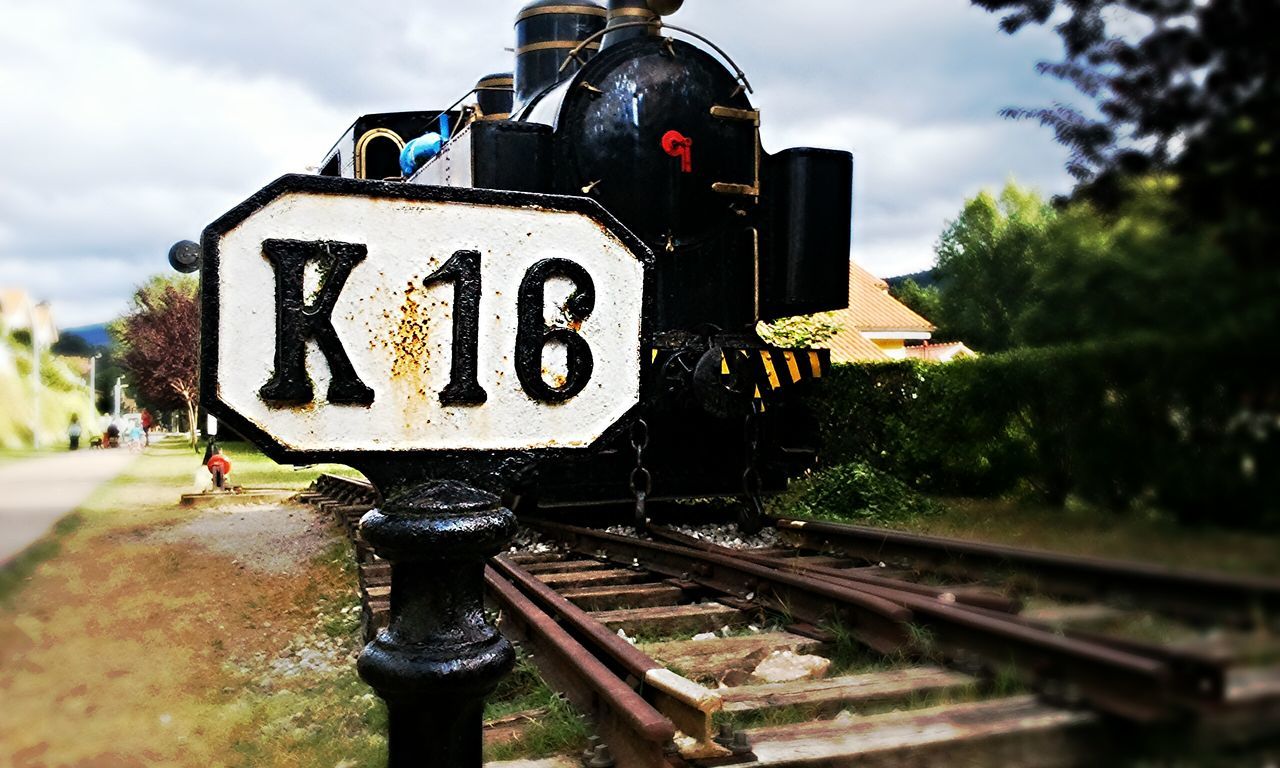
742;403;763;499
740;401;766;533
629;418;652;532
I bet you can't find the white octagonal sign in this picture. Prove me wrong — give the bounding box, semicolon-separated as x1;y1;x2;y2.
201;175;651;460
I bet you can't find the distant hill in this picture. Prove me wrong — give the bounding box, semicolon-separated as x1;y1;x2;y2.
62;323;111;347
885;270;938;290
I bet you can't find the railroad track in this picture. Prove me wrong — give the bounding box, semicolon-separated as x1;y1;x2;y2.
302;474;1280;767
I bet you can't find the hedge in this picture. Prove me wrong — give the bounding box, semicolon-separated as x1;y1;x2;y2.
805;333;1277;528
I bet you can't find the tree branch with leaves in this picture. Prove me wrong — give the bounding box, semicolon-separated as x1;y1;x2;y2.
112;275;201;448
974;0;1280;275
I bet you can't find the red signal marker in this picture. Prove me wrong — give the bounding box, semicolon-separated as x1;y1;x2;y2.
661;130;693;173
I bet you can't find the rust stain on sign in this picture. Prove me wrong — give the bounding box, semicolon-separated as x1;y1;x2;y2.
391;280;432;388
542;366;569;390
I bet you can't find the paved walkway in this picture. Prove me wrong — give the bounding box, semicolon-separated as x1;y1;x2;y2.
0;449;138;565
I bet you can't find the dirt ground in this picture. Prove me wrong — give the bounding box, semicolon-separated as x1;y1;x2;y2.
147;502;336;575
0;442;382;768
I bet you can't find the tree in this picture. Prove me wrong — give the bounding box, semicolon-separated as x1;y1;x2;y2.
932;177;1241;350
933;183;1054;352
889;278;944;336
51;333;93;357
1016;175;1237;346
112;275;200;447
972;0;1280;272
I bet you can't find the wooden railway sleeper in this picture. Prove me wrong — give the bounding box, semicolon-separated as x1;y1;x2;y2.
529;520;1197;723
526;519;915;655
651;524;1231;706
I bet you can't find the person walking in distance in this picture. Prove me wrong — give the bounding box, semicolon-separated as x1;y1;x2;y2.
68;415;82;451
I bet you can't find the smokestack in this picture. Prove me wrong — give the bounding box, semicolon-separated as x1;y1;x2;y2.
474;73;514;120
602;0;684;49
514;0;607;106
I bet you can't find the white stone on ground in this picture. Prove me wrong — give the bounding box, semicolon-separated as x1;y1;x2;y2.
750;650;832;684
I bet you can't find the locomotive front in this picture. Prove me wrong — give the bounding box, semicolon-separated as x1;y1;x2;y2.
316;0;854;528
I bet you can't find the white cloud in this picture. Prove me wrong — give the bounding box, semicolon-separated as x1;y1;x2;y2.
767;113;1071;276
0;0;1078;328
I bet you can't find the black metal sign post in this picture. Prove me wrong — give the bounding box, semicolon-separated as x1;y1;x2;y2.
198;175;653;767
357;481;516;766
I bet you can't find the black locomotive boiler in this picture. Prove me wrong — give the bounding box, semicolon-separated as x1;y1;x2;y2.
314;0;853;528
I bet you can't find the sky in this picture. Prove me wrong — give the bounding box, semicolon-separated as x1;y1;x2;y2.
0;0;1077;328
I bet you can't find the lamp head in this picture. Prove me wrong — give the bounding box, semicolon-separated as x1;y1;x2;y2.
168;240;202;274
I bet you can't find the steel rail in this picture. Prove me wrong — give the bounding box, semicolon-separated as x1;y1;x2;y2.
526;519;914;654
485;567;678;768
774;517;1280;627
955;600;1230;705
313;474;378;505
649;525;1021;613
531;521;1185;722
489;555;728;760
648;526;1229;709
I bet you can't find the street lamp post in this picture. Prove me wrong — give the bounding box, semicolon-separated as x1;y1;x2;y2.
30;330;41;450
89;352;102;415
113;376;125;420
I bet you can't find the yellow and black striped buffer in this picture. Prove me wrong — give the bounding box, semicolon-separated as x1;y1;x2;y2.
646;346;829;400
721;347;829;393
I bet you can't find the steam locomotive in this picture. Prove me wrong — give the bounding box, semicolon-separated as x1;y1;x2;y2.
310;0;852;528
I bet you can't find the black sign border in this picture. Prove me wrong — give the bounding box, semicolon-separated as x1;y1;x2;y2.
200;173;655;490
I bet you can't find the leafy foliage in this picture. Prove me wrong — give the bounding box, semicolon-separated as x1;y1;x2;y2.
888;278;944;336
806;337;1279;529
972;0;1280;272
757;312;842;348
112;275;200;445
933;184;1053;352
774;462;939;525
0;336;98;450
932;178;1244;351
1016;175;1239;345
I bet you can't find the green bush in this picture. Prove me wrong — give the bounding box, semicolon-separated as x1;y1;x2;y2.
772;462;939;525
805;361;1030;496
804;332;1278;529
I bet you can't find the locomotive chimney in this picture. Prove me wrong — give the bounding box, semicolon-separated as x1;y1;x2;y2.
602;0;683;49
514;0;607;107
474;72;514;120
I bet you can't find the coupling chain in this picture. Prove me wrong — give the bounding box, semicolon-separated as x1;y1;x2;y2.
742;403;763;499
630;419;652;530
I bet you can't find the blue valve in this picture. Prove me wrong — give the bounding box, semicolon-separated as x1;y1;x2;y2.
399;114;452;176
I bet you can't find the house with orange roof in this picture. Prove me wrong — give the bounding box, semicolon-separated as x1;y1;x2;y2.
903;341;977;363
1;288;59;348
822;263;938;362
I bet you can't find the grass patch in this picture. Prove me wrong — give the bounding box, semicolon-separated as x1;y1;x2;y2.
0;433;394;766
221;668;386;767
0;512;83;605
486;657;557;721
483;656;590;763
823;620;914;676
717;703;821;732
207;439;365;491
771;462;939;526
485;693;589;763
903;496;1280;578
